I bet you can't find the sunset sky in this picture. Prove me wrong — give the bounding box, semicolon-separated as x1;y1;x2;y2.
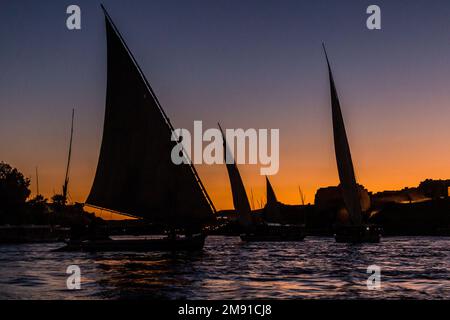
1;0;450;213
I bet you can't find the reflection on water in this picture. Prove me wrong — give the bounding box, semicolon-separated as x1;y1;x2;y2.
0;236;449;299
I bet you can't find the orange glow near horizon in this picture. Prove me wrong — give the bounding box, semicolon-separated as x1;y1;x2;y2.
7;95;450;216
13;137;450;216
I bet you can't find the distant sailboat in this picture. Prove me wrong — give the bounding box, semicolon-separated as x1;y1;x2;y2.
218;123;253;228
322;44;380;243
59;5;216;251
218;125;305;241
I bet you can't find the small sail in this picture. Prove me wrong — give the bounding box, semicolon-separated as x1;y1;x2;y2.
87;7;214;227
265;176;281;222
323;44;362;226
266;176;277;205
218;124;253;227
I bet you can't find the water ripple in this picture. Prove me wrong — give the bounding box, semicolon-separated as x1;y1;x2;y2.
0;236;448;299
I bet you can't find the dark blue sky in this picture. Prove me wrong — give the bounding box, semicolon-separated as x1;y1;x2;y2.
1;0;450;208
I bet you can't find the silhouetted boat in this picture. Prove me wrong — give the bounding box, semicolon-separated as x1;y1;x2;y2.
323;44;380;243
240;224;305;242
0;225;69;244
57;5;216;252
218;124;305;242
334;225;382;243
55;233;206;252
0;112;75;245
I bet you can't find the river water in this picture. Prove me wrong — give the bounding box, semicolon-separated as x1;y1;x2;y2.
0;236;448;299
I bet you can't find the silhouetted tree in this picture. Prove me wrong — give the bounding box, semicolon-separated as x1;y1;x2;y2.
51;194;66;211
27;194;50;224
0;162;31;224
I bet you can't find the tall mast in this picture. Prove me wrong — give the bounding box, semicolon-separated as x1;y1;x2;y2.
62;109;74;205
298;186;305;205
36;166;40;196
100;4;216;214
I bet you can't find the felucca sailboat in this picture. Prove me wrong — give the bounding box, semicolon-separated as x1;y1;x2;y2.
59;5;216;251
218;124;305;241
322;44;381;243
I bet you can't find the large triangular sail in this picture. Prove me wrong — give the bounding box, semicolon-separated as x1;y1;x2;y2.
323;44;362;226
218;124;253;227
86;6;215;227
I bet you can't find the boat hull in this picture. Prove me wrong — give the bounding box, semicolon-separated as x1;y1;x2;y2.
0;225;69;244
240;225;306;242
54;234;206;252
334;225;381;243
